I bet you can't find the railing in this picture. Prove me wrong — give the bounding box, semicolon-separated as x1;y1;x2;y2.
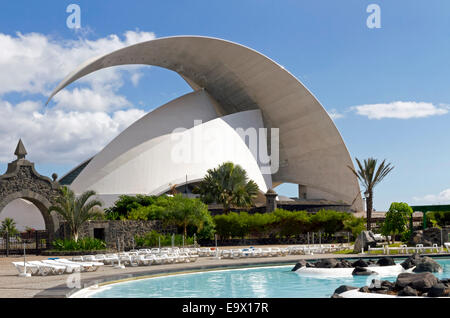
0;230;49;256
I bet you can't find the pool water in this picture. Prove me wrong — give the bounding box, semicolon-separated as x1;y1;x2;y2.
89;258;450;298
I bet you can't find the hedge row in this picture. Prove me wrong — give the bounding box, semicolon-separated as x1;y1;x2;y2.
213;209;365;239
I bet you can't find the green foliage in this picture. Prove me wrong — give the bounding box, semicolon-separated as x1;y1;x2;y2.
343;216;366;237
381;202;413;242
104;195;160;220
48;186;103;242
134;230;194;247
194;162;259;212
52;237;106;251
427;211;450;228
213;209;362;239
0;218;19;236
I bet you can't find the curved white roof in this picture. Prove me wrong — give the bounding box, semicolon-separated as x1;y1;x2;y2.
49;36;363;211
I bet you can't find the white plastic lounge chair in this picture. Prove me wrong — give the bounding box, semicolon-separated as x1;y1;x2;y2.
188;253;199;262
28;261;66;275
42;259;81;274
230;249;242;259
261;248;271;257
270;247;282;257
241;248;253;258
12;261;40;276
61;258;103;271
101;254;119;265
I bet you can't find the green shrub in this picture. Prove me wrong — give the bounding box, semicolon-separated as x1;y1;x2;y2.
381;202;413;243
52;237;106;251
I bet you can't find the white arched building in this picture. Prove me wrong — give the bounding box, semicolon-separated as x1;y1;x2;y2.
50;36;363;211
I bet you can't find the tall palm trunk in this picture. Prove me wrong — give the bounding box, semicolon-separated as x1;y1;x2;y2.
366;191;373;231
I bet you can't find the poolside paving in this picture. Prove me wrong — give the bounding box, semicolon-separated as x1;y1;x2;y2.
1;246;448;298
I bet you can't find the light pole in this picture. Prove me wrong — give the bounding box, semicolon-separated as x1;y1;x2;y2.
19;241;31;277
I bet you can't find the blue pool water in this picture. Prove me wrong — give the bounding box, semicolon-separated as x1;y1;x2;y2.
89;258;450;298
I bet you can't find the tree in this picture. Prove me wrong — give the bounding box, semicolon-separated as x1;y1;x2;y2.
0;218;19;236
348;158;394;231
381;202;412;243
49;186;103;242
194;162;259;213
166;194;212;240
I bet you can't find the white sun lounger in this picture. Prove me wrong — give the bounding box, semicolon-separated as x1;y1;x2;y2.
41;259;81;273
444;242;450;253
28;260;66;275
12;261;40;276
62;258;103;271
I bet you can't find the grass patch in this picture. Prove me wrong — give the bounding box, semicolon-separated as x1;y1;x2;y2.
333;249;356;254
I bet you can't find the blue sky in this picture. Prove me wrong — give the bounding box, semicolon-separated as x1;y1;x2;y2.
1;0;450;211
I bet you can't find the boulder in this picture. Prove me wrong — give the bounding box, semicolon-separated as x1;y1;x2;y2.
395;272;439;291
427;283;447;297
377;257;396;266
359;286;370;293
369;279;395;291
352;266;377;276
409;228;442;246
400;253;421;270
291;260;306;271
334;285;358;294
413;256;442;273
315;258;338;268
306;262;315;268
397;286;418;297
352;259;369;267
353;231;377;253
330;293;343;298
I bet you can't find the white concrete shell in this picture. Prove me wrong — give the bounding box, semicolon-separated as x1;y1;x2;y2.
50;36;363;211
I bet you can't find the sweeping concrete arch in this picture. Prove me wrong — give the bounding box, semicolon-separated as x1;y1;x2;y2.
48;36;363;211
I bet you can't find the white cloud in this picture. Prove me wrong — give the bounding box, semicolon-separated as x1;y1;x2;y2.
412;188;450;204
327;109;344;120
0;30;155;165
53;87;131;112
0;98;145;164
0;30;156;96
351;101;449;119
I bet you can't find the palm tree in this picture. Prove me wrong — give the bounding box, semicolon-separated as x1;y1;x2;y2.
348;158;394;231
194;162;259;213
0;218;19;236
49;186;103;242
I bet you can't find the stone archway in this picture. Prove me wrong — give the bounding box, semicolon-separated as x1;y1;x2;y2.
0;140;60;241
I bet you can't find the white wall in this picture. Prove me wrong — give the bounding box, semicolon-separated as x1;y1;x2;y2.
0;199;45;231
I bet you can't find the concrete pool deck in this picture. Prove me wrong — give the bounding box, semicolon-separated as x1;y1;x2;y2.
1;248;449;298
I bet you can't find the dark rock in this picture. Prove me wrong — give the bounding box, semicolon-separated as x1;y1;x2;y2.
315;258;338;268
409;228;443;246
372;289;389;294
398;286;418;296
306;262;315;268
352;266;377;276
381;280;395;290
400;253;421;270
352;259;369;267
377;257;396;266
291;261;306;271
334;262;344;268
413;257;442;273
359;286;370;293
330;293;343;298
427;283;446;297
353;231;377;253
334;285;358;294
395;272;439;291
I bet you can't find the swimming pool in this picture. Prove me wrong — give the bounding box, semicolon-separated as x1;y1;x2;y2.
80;258;450;298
